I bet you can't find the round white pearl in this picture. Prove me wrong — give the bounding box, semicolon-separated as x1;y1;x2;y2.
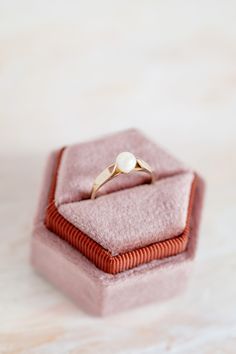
116;152;136;173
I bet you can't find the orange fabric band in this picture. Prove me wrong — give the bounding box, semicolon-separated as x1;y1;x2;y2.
45;148;196;274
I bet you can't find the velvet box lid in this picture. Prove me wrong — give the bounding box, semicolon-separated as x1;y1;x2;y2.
32;129;204;315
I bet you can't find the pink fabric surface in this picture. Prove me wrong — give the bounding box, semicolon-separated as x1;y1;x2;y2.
59;172;194;255
55;129;193;255
32;229;191;315
31;142;205;315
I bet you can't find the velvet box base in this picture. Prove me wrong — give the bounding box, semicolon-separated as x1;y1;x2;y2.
31;149;204;316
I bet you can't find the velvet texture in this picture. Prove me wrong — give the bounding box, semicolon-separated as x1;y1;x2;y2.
59;172;194;256
31;130;205;315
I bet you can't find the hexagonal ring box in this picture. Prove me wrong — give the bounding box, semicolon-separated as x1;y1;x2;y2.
31;129;204;315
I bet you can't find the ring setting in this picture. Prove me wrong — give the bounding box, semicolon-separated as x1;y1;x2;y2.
91;151;154;199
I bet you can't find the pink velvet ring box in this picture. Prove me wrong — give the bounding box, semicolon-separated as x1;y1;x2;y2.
31;129;205;315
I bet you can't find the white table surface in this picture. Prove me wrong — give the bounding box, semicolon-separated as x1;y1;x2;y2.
0;1;236;353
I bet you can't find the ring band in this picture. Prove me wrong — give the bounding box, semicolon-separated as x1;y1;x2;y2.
91;151;154;199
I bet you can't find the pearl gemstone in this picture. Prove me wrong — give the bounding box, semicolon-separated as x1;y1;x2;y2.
116;152;137;173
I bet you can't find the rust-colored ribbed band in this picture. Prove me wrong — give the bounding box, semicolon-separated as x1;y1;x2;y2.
45;148;196;274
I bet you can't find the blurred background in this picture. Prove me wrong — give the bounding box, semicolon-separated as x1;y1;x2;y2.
0;1;236;353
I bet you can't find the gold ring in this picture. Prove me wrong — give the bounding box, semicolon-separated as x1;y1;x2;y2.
91;151;154;199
